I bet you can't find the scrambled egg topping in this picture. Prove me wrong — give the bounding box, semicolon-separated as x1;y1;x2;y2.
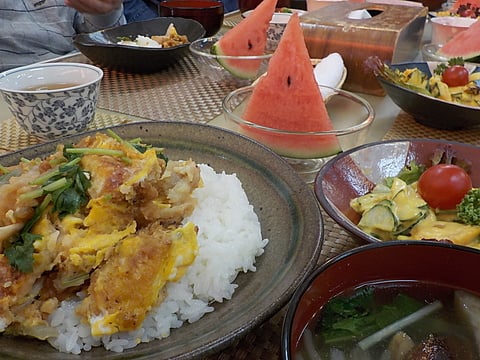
0;132;201;338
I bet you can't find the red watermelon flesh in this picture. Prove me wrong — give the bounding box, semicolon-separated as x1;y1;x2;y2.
438;19;480;59
241;13;341;159
212;0;276;79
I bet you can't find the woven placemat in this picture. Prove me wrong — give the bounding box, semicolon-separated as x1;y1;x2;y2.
384;111;480;146
61;53;239;124
0;109;138;154
59;15;245;125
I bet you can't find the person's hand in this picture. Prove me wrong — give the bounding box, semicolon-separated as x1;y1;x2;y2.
64;0;123;14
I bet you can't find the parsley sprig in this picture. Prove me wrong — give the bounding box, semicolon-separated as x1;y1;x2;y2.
434;57;465;75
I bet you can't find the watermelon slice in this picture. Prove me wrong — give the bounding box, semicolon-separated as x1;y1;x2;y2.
241;13;341;159
438;19;480;60
212;0;276;79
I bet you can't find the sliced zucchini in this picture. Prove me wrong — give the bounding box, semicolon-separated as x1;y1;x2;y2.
392;188;427;221
390;178;407;198
358;203;397;232
350;192;390;213
394;208;428;236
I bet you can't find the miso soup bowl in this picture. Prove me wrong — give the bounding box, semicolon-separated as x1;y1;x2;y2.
0;63;103;140
282;241;480;359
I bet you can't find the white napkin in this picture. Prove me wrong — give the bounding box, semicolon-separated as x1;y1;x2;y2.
347;9;372;19
314;53;345;99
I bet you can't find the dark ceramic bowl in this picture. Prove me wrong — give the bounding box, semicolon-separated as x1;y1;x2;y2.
418;0;445;11
0;121;323;359
282;241;480;359
376;61;480;130
73;17;206;73
314;139;480;246
159;0;224;37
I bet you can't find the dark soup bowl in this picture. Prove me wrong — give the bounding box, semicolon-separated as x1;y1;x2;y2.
159;0;224;36
282;241;480;359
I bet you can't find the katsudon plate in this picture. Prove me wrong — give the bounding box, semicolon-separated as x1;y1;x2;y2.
0;121;324;359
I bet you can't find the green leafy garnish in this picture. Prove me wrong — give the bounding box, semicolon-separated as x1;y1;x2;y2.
106;129;169;163
457;188;480;225
434;57;465;75
0;168;21;185
5;195;51;273
384;161;425;187
20;150;91;219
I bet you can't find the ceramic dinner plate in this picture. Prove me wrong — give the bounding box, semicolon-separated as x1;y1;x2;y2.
0;121;323;360
73;18;206;73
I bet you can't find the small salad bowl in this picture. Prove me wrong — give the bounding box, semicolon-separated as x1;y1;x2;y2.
314;138;480;248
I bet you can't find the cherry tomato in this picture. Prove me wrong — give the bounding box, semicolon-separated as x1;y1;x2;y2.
417;164;472;210
442;65;469;87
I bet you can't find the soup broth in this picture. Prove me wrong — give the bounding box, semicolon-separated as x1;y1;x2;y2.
22;83;81;91
295;282;480;360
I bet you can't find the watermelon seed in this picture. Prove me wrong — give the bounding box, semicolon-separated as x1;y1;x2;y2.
287;76;292;87
248;40;253;50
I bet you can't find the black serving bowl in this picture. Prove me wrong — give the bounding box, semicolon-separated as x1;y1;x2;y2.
73;17;206;73
376;61;480;130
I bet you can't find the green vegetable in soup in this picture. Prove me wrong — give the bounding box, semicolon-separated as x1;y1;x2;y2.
318;287;423;345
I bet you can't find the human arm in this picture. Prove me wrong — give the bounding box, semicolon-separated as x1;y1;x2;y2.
66;0;126;32
64;0;123;14
123;0;159;22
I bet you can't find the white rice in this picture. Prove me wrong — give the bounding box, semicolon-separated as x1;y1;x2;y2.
117;35;162;48
47;164;268;354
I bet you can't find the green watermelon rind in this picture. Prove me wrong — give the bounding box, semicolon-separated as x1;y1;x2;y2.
211;44;264;79
239;124;342;159
209;0;276;79
438;47;480;60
